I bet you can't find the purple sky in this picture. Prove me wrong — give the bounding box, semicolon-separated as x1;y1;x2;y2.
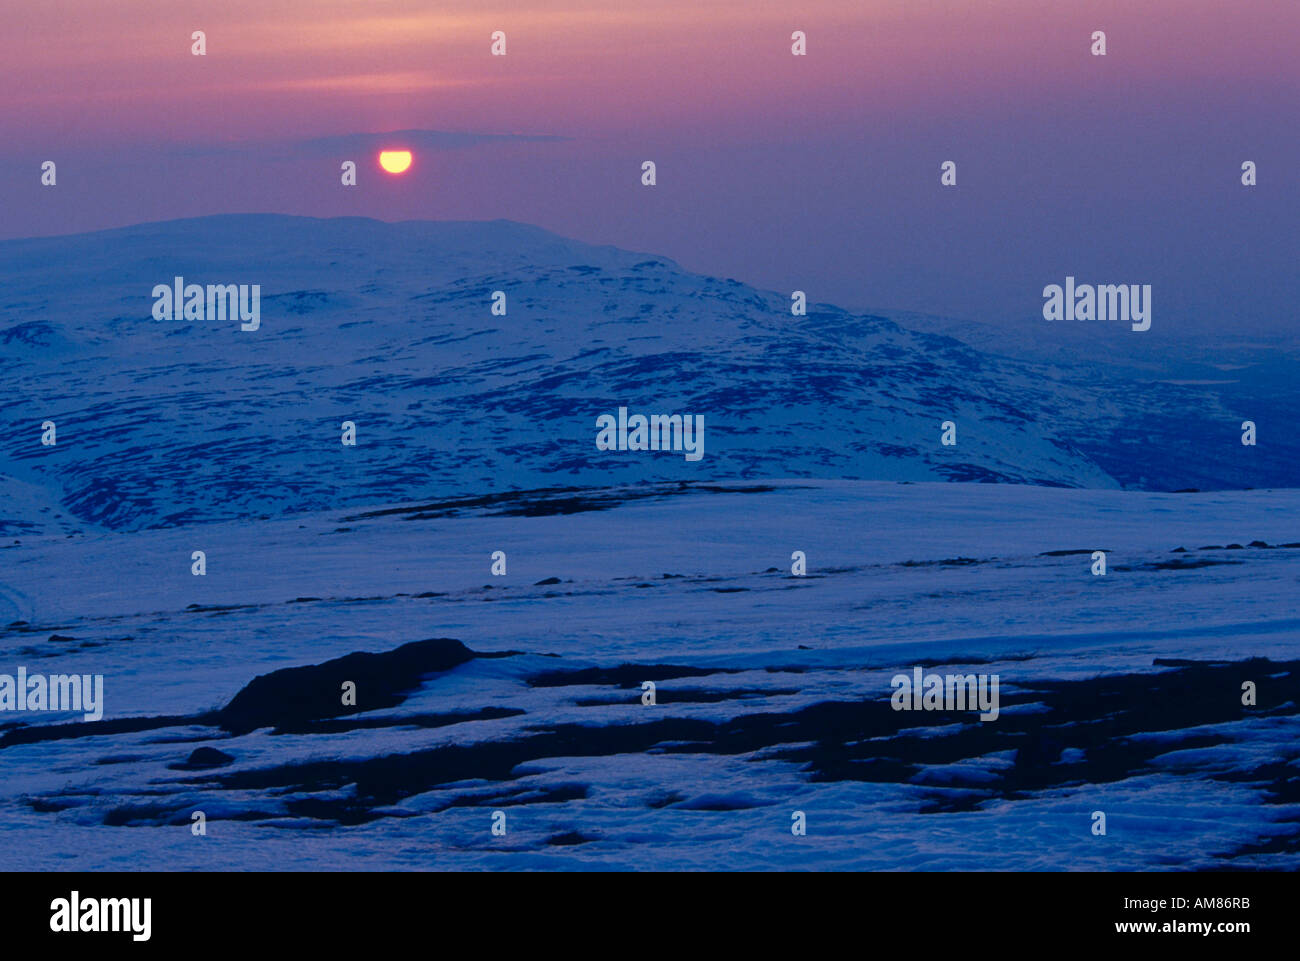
2;0;1296;332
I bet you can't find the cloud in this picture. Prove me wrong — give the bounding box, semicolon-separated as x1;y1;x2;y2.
298;129;570;153
157;128;569;160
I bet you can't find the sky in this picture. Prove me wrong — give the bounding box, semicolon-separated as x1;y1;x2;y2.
1;0;1296;332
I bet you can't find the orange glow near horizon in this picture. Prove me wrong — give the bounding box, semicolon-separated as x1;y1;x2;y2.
378;149;412;174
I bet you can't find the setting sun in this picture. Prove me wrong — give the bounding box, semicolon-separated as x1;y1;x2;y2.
378;150;412;174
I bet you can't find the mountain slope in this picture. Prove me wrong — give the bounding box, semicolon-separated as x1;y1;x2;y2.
1;214;1291;533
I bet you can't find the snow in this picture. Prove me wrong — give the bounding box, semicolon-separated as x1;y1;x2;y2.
1;215;1297;870
1;479;1297;870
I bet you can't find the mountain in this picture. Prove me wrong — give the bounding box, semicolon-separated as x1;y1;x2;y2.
1;214;1294;534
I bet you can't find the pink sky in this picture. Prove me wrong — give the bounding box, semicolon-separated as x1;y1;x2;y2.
4;0;1295;148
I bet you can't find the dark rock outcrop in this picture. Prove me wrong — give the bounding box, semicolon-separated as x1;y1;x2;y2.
217;637;475;734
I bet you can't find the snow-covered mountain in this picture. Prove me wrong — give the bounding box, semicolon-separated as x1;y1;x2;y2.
4;214;1291;535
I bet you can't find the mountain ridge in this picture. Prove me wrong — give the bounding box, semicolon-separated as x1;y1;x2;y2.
2;214;1294;534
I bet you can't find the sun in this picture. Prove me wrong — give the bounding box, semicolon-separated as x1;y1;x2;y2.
378;150;412;174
